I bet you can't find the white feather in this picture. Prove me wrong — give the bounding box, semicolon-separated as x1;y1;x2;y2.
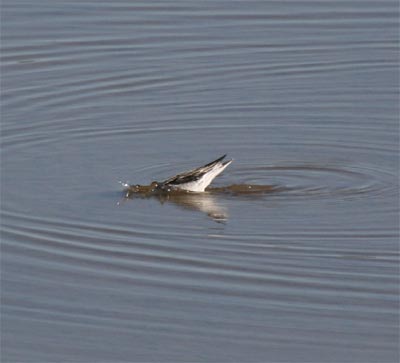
173;160;232;192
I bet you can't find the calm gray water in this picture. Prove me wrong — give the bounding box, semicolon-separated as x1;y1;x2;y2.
1;1;399;362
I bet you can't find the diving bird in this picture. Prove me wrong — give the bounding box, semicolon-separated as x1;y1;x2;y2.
159;154;233;192
126;155;233;194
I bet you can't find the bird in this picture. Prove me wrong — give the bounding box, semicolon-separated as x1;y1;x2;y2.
125;155;233;194
158;154;233;192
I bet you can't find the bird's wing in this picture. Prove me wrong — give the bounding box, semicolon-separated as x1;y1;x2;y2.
161;155;228;186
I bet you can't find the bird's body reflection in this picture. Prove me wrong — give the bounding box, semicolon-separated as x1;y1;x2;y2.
122;184;279;222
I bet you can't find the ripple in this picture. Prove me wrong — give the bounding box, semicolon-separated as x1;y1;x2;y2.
240;163;396;200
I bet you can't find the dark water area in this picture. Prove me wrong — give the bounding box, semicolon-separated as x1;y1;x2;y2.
1;1;399;362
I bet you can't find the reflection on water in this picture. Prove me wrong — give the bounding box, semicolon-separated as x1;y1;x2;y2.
125;188;229;222
122;183;280;222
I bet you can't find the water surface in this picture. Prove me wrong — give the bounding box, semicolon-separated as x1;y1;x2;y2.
1;0;399;362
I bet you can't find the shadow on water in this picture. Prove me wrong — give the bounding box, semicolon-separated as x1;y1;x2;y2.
120;183;281;222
